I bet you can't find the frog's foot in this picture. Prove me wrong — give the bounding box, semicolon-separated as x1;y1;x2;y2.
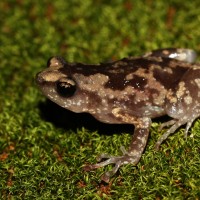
84;146;138;183
155;117;197;150
84;119;150;182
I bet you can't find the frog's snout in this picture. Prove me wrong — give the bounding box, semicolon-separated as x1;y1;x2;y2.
35;72;44;85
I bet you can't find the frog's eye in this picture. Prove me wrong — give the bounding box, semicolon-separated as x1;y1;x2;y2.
57;77;76;97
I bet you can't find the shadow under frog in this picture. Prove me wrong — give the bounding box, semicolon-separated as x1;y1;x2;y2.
39;99;133;135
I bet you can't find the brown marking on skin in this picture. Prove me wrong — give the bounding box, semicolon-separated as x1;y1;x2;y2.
152;91;166;105
162;50;170;55
150;64;163;71
146;56;163;62
132;88;150;103
126;73;134;80
194;78;200;88
75;72;151;104
166;89;178;103
127;75;147;90
184;95;192;105
153;64;190;90
111;108;137;123
112;108;150;128
130;65;167;101
135;67;168;106
176;81;186;99
74;73;109;92
163;67;173;74
39;70;67;82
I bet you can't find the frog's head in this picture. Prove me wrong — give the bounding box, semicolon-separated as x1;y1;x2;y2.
36;57;92;113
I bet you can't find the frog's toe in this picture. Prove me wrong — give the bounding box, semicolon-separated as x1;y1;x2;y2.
158;119;176;131
83;156;122;182
83;152;138;182
184;118;197;138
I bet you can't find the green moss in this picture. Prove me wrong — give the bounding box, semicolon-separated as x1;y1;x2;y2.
0;0;200;199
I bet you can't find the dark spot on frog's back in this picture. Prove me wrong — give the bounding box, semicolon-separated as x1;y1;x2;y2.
153;64;190;89
103;58;152;90
124;74;147;90
105;74;147;90
65;57;150;77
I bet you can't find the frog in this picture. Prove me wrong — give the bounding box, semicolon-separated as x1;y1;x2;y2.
36;48;199;183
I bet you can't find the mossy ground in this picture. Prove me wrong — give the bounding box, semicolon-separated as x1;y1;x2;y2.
0;1;200;199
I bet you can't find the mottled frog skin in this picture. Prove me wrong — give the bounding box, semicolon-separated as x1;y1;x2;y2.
36;48;199;182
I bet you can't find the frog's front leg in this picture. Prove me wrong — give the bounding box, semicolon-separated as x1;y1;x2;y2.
84;109;151;183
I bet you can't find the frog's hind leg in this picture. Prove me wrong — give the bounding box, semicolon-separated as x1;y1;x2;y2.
158;119;176;131
143;48;197;63
155;115;198;150
155;119;185;150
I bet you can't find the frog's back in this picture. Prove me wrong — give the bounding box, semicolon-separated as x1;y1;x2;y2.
67;56;194;119
68;56;192;91
104;56;193;90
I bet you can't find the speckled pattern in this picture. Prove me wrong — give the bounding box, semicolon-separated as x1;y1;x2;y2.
36;48;199;182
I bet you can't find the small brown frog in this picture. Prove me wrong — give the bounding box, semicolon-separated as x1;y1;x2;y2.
36;48;198;182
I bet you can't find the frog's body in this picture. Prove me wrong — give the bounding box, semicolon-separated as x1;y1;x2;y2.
36;48;199;182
